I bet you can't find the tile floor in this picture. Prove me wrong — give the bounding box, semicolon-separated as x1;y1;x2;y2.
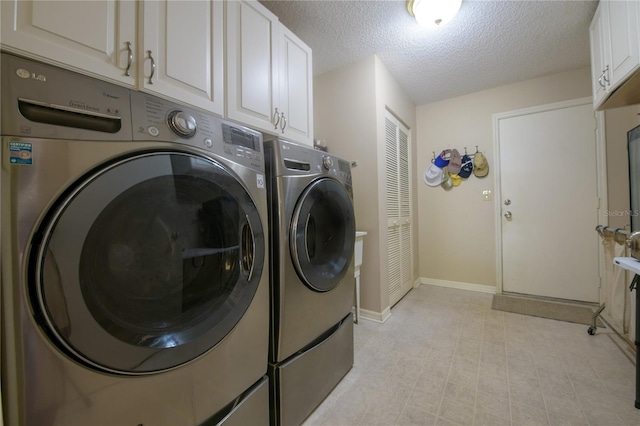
303;285;640;426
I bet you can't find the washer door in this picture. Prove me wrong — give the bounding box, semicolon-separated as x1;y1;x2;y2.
30;152;265;375
290;178;355;292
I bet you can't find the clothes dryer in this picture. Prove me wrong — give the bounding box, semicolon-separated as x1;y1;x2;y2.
264;139;356;425
0;53;270;425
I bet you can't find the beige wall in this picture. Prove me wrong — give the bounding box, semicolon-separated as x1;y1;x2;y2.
316;55;638;312
605;105;640;229
314;55;416;316
373;56;419;305
416;67;592;288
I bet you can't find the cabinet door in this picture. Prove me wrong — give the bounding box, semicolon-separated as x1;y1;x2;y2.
141;0;223;116
278;25;314;146
607;0;640;87
589;2;609;108
0;0;136;86
226;0;279;133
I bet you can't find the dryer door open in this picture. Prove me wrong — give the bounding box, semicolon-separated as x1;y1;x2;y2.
30;151;265;374
290;178;355;292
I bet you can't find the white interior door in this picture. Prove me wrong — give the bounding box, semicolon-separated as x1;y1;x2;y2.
497;100;600;303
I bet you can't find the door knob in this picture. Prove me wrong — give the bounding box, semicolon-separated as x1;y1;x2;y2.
504;211;512;219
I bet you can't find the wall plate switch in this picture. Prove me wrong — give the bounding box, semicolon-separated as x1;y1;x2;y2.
483;190;492;201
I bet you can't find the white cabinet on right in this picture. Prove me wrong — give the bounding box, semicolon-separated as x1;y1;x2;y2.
589;0;640;109
277;25;314;146
226;0;313;146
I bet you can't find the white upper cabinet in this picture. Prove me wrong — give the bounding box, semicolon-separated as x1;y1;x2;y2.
226;0;314;146
226;0;280;134
0;0;137;86
589;0;640;109
278;25;314;146
140;0;224;116
1;0;312;134
589;4;609;108
608;1;640;86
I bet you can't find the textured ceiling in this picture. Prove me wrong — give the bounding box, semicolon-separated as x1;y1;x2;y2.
260;0;599;106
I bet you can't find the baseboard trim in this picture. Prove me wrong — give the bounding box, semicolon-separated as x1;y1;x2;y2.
359;307;391;323
419;277;496;294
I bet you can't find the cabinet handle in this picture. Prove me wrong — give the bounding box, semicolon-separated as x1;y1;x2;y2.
124;41;133;77
273;108;280;129
598;72;606;89
603;65;610;85
280;112;287;133
147;50;156;85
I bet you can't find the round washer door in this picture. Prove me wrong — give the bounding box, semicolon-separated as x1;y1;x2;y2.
30;151;265;375
290;178;355;292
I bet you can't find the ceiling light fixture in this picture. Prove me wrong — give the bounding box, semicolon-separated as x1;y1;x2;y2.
407;0;462;28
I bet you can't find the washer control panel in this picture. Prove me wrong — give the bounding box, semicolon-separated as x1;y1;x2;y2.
130;91;264;171
275;139;351;186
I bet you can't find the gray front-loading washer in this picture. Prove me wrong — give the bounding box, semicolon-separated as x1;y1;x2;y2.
264;139;356;425
0;53;270;425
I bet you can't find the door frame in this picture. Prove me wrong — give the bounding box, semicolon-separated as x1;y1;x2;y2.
492;97;607;296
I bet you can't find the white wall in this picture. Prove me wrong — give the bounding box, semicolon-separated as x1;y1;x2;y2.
416;66;592;288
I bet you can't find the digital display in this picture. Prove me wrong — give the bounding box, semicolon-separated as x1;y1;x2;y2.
222;124;260;152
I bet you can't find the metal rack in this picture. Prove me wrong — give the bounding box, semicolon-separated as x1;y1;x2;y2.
595;224;631;239
590;225;631;335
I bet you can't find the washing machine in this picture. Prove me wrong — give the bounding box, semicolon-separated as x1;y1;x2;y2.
264;139;356;425
0;53;270;425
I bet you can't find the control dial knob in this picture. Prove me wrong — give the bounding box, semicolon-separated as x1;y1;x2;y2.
322;155;333;170
167;110;197;138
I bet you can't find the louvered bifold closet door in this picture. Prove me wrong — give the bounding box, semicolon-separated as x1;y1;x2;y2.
385;113;413;307
398;129;413;299
386;118;401;300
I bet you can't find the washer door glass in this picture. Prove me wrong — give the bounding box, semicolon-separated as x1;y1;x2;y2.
290;178;355;292
31;152;265;374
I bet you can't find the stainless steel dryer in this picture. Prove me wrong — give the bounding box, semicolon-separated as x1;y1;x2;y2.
0;53;270;425
264;139;356;426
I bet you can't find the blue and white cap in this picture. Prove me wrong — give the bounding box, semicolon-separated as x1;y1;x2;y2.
458;154;473;178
